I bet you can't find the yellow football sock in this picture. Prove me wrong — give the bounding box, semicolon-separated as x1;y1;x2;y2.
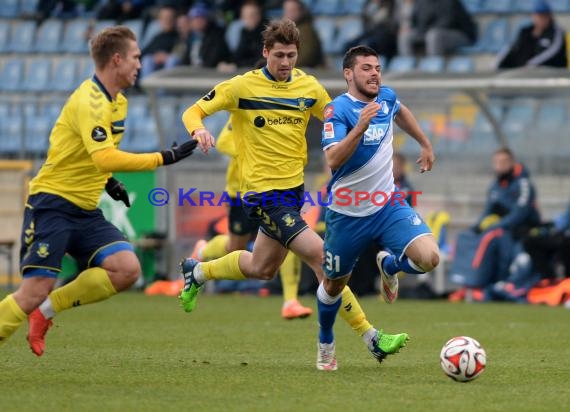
280;251;301;302
338;286;373;336
201;235;229;261
49;267;117;313
202;251;247;281
0;294;27;344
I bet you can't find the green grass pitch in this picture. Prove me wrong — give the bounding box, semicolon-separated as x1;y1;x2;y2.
1;292;569;412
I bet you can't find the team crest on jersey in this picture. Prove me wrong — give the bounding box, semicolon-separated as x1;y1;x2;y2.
323;122;334;139
202;89;216;101
91;126;107;142
297;98;308;112
36;243;50;258
408;214;423;226
363;123;388;145
324;105;334;119
282;214;296;227
380;101;389;114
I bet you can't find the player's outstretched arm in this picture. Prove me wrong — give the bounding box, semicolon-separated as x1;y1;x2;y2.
91;141;198;173
160;140;198;165
394;103;435;173
182;104;216;154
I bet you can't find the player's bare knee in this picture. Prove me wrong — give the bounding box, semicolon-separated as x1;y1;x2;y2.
255;266;278;281
416;250;439;272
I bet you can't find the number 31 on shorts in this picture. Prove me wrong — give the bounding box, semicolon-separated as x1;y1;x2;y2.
325;251;340;273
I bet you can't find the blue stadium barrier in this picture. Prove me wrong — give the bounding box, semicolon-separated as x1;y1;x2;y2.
22;58;52;92
61;19;90;54
513;0;535;12
225;19;244;53
481;0;513;13
313;17;337;54
78;56;94;81
340;0;366;15
0;20;10;53
20;100;37;118
536;99;567;132
24;113;51;156
550;0;570;12
0;114;23;155
467;100;504;154
417;56;445;73
20;0;39;15
40;99;65;121
461;0;483;14
35;19;64;53
0;58;25;91
446;56;475;73
387;56;416;73
123;19;143;43
52;57;79;92
335;17;363;52
481;18;510;53
502;99;536;136
140;19;161;50
312;0;343;16
0;0;19;18
9;21;36;53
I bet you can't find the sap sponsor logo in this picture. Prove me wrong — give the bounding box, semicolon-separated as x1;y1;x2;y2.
323;122;334;139
267;116;303;126
363;123;388;145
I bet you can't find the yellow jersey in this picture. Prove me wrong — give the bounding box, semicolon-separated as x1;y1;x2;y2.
29;76;128;210
215;119;240;198
196;67;330;193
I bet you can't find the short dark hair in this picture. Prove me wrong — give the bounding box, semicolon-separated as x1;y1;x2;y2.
262;18;300;50
342;45;379;70
494;147;514;159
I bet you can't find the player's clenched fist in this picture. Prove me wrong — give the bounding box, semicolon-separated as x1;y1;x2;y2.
356;102;381;133
192;128;216;153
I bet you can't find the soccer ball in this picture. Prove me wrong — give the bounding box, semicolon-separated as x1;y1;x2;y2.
440;336;486;382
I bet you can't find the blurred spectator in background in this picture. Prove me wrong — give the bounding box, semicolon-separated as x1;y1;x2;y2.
282;0;325;68
33;0;86;21
97;0;153;21
449;148;541;302
139;5;178;79
345;0;399;61
523;201;570;279
169;3;231;69
398;0;477;56
495;0;567;69
233;1;266;68
393;152;415;206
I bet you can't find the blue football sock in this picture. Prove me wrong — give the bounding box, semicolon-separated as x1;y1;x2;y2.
382;254;425;276
381;254;400;276
316;283;342;344
399;257;425;275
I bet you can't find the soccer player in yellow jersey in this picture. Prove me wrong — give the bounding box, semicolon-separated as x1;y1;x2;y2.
179;18;398;366
193;118;313;319
0;26;197;356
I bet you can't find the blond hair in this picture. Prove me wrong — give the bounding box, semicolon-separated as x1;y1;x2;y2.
90;26;136;70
